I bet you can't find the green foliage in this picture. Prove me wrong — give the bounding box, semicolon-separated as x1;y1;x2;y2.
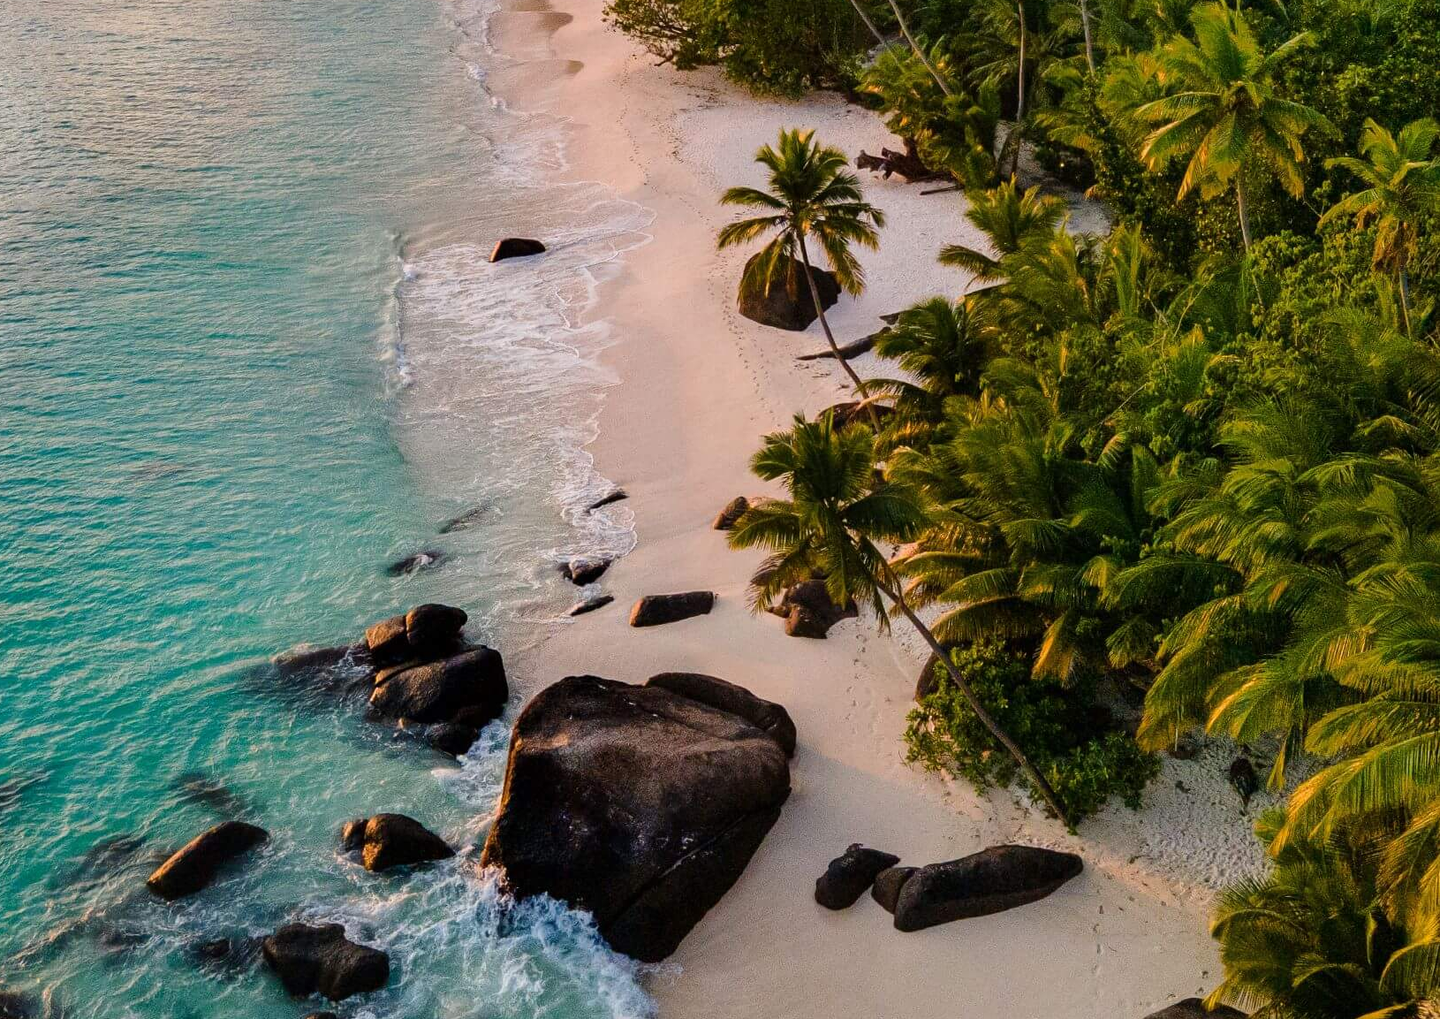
906;642;1160;821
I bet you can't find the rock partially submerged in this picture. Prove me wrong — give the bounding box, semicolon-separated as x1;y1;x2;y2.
1143;1000;1246;1019
561;558;610;585
426;722;480;756
490;238;546;262
262;923;389;1001
480;674;791;961
370;647;508;726
768;579;857;638
587;488;628;511
629;591;715;627
567;594;614;617
815;844;901;910
737;253;839;331
146;821;268;901
889;845;1083;932
364;603;467;666
646;672;796;756
386;550;445;577
341;814;454;872
438;506;488;533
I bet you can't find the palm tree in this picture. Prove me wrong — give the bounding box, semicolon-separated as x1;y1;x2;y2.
718;129;886;417
1320;117;1440;336
729;413;1073;826
871;296;989;450
940;177;1066;282
1134;3;1330;252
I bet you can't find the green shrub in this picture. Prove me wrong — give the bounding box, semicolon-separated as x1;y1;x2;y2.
905;641;1160;822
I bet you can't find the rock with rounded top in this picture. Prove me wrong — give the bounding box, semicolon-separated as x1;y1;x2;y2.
768;579;857;639
1142;1000;1246;1019
426;722;480;756
646;672;796;756
891;845;1083;932
490;238;546;262
262;923;389;1001
146;821;269;901
871;865;917;912
340;814;454;872
737;253;839;331
480;674;791;961
369;647;507;725
561;559;610;586
815;844;901;909
404;603;467;656
712;496;765;531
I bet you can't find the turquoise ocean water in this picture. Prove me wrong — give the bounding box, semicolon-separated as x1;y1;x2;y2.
0;0;652;1015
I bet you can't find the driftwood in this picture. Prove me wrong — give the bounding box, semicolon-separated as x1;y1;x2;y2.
796;329;887;362
855;140;945;182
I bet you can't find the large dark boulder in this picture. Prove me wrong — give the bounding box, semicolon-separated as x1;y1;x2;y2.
340;814;454;872
480;675;791;961
146;821;268;901
1142;1000;1246;1019
871;865;917;912
369;647;507;725
815;844;901;910
490;238;546;262
646;672;796;756
768;579;857;639
891;845;1083;932
262;923;389;1001
629;591;715;627
737;253;839;331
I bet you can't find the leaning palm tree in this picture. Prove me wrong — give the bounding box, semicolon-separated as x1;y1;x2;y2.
729;412;1073;826
1135;3;1330;252
1320;117;1440;336
719;129;886;414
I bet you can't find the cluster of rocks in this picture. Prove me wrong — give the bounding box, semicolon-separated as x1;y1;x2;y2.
766;579;857;638
480;672;795;961
814;842;1084;933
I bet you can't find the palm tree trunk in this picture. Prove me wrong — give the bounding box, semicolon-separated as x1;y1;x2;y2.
1235;176;1252;254
1080;0;1095;73
1011;0;1027;177
846;0;888;47
886;0;953;96
1399;266;1414;338
875;562;1073;829
797;234;882;430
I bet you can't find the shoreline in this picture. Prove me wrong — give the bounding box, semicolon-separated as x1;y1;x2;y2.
478;0;1252;1014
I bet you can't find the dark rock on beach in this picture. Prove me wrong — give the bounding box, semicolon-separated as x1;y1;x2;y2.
629;591;715;627
871;865;917;913
561;558;610;585
262;923;389;1001
146;821;268;901
587;488;627;511
341;814;454;872
369;646;508;726
891;845;1083;932
489;238;546;262
1229;757;1258;810
480;674;791;961
737;253;839;331
815;844;901;910
1142;1000;1247;1019
567;594;614;617
768;579;857;639
712;496;754;531
646;672;796;756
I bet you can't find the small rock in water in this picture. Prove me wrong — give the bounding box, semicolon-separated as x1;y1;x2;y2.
815;844;901;910
438;505;489;533
146;821;269;901
262;923;389;1001
568;594;615;617
0;987;36;1019
561;558;610;585
172;772;253;819
340;814;455;872
386;550;445;576
489;237;546;262
587;488;627;511
426;722;480;756
629;591;715;627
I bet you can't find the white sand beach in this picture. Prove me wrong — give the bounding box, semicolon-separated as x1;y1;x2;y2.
483;1;1272;1014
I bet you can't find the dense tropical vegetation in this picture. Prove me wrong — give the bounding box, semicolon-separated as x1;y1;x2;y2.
614;0;1440;1009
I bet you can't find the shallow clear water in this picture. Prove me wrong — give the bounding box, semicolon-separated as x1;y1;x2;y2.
0;0;651;1015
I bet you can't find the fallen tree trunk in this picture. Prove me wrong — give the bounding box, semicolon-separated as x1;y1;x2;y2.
795;330;885;361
